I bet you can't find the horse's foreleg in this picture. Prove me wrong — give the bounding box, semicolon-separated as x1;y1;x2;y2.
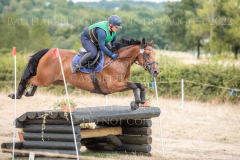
111;82;141;110
132;82;145;104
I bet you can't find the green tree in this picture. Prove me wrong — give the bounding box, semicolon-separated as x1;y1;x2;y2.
29;19;52;51
0;13;29;51
164;0;203;58
223;0;240;59
120;3;131;11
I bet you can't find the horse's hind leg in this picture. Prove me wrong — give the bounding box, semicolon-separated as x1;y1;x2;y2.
25;85;38;97
8;75;53;99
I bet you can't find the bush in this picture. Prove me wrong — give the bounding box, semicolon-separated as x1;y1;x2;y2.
131;55;240;103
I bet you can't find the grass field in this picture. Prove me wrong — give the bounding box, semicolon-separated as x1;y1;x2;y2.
0;91;239;160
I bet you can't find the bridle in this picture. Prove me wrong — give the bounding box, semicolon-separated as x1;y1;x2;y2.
101;43;157;71
134;43;158;72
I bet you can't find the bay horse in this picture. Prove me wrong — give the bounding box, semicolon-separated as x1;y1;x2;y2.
8;38;160;110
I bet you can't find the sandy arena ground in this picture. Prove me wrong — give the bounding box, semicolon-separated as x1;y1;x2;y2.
0;91;239;160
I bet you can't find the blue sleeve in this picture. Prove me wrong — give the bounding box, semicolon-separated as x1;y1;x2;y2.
111;35;117;47
96;28;114;57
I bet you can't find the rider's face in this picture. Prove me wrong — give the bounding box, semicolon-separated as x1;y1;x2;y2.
111;25;119;32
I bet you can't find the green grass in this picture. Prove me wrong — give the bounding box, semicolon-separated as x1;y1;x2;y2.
81;151;119;158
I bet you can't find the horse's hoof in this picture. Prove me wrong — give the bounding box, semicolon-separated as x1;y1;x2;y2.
24;90;31;97
8;93;14;99
141;101;145;104
8;93;21;99
131;101;139;111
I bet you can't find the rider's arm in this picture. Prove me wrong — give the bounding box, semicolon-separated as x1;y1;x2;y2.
111;35;117;47
96;28;114;57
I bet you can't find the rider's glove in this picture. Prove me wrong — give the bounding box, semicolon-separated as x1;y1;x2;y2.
111;53;118;60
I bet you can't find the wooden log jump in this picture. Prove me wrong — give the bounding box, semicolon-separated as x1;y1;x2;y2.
2;106;160;158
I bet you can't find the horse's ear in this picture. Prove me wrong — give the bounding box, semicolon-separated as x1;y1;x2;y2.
150;38;154;46
142;37;146;45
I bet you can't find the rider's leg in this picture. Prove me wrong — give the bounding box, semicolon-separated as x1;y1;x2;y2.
72;33;98;73
80;32;98;59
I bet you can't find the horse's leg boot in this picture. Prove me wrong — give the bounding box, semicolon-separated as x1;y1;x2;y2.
25;85;38;97
72;52;92;74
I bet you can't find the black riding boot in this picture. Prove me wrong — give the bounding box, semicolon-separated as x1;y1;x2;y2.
71;52;92;73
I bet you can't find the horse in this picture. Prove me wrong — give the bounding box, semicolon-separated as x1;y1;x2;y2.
8;38;160;110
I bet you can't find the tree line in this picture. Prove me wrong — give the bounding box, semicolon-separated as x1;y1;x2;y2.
0;0;240;59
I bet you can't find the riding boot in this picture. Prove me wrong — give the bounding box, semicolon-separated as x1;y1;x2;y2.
71;52;92;73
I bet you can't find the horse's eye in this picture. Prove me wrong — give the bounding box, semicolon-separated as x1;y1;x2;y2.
146;53;150;57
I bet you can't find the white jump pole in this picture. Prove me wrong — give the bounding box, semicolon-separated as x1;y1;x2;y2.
12;47;17;160
154;77;164;157
181;79;184;109
106;95;108;106
54;48;79;160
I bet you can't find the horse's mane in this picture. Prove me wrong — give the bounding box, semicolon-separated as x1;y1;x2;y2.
111;38;142;52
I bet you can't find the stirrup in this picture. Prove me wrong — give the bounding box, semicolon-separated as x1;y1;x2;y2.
71;64;81;74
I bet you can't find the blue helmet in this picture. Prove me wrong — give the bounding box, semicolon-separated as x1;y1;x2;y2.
108;15;122;29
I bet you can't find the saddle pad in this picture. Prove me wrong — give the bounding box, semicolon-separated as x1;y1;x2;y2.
72;50;104;74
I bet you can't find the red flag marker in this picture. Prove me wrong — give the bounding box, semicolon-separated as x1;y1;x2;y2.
12;47;16;56
53;48;60;58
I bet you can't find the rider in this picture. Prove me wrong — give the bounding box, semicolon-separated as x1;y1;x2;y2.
71;15;122;73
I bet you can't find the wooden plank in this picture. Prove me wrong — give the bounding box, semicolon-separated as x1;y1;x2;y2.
122;127;152;136
72;106;160;123
117;135;152;144
85;143;151;153
23;141;81;150
23;125;81;134
81;127;122;138
96;119;152;127
1;148;81;158
23;133;81;142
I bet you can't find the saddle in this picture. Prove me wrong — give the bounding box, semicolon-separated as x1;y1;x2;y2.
78;48;102;69
78;48;106;95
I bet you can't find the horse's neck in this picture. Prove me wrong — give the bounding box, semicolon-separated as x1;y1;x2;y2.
118;45;139;64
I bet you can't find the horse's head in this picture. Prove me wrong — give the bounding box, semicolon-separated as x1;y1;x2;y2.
135;38;160;77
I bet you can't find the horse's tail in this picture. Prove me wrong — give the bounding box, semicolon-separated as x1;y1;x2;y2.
17;48;50;96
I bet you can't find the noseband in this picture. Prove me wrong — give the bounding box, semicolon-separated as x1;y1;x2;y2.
135;43;158;71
